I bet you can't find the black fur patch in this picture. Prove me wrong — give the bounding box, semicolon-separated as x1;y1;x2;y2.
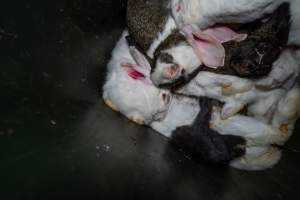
216;3;291;79
152;30;187;72
170;97;246;164
159;52;174;64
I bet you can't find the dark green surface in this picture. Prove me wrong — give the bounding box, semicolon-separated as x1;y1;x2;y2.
0;1;299;199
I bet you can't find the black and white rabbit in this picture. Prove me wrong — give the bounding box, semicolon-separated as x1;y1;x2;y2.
171;0;300;89
126;0;246;72
150;3;290;87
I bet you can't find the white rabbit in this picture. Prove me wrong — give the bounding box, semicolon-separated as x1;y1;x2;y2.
102;31;172;125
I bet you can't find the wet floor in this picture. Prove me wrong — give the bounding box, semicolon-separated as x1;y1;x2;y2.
0;0;300;199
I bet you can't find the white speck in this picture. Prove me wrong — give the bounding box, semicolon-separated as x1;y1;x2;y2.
102;144;111;152
59;8;64;12
51;120;57;125
95;145;100;150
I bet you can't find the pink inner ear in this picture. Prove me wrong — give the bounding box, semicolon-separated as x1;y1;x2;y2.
202;27;247;43
187;32;225;68
121;63;145;80
121;62;153;85
185;26;247;68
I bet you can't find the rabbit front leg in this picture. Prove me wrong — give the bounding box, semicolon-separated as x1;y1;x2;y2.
103;91;119;111
271;86;300;145
230;146;282;171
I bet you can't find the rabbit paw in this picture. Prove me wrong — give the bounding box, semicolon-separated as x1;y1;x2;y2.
221;103;245;120
103;97;118;111
222;81;253;95
128;113;145;125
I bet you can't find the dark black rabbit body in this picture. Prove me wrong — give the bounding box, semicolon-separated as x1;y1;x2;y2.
203;3;291;78
226;3;290;78
171;97;246;164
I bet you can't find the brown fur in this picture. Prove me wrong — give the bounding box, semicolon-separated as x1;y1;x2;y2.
127;0;170;52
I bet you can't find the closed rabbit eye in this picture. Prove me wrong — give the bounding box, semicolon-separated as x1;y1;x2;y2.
181;68;186;75
162;93;167;100
161;92;171;104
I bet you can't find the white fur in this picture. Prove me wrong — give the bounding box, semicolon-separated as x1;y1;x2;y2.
230;146;282;170
151;96;200;138
172;0;284;28
103;31;171;124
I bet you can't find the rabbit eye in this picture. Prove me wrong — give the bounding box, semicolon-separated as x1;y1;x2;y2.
181;68;186;75
162;93;167;100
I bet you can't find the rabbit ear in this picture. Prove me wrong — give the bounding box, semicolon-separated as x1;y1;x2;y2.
200;26;247;43
121;62;145;80
182;25;247;68
129;46;152;71
125;35;152;71
121;62;153;85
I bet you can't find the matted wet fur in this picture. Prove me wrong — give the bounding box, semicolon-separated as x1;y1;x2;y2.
171;97;246;164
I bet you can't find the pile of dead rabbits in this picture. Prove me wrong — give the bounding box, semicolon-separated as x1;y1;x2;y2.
103;0;300;170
